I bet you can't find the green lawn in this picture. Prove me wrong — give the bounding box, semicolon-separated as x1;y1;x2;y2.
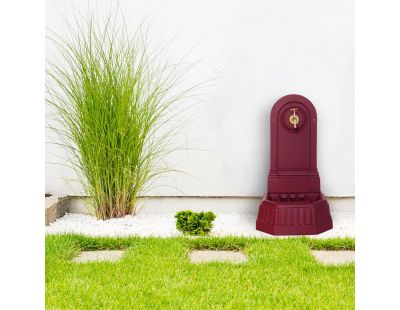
46;235;354;309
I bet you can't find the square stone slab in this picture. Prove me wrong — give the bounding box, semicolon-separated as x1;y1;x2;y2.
73;250;125;263
311;250;355;265
189;250;247;264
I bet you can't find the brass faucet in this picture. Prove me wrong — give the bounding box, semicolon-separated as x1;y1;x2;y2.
289;108;299;129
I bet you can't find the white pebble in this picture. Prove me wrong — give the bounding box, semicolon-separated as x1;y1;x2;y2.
46;211;354;238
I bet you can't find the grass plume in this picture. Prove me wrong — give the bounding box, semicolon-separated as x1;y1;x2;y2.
46;8;200;219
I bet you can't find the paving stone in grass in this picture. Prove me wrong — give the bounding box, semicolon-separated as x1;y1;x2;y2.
189;250;247;264
73;250;125;263
311;250;354;265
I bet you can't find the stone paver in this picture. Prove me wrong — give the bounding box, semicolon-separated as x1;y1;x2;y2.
311;250;354;265
73;250;125;263
189;250;248;264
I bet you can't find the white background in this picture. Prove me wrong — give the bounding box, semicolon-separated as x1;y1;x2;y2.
45;0;354;197
1;0;400;309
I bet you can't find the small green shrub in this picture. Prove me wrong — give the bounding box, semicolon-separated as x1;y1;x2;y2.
175;210;216;236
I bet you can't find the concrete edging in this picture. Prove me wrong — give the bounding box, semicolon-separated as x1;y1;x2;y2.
45;196;355;224
45;196;69;225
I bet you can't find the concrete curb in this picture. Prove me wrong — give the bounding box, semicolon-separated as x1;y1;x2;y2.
45;196;69;225
45;196;354;225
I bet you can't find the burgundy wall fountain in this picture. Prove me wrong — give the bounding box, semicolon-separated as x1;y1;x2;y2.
256;94;333;235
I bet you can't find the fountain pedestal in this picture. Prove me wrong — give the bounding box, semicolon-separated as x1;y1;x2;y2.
256;94;333;235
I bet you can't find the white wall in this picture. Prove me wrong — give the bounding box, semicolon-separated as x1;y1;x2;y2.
46;0;354;197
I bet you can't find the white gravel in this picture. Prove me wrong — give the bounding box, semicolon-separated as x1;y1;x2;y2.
46;211;354;238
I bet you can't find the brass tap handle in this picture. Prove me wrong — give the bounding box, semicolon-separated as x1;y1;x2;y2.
289;108;299;129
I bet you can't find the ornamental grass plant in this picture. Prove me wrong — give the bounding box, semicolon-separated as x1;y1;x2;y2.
46;9;200;219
